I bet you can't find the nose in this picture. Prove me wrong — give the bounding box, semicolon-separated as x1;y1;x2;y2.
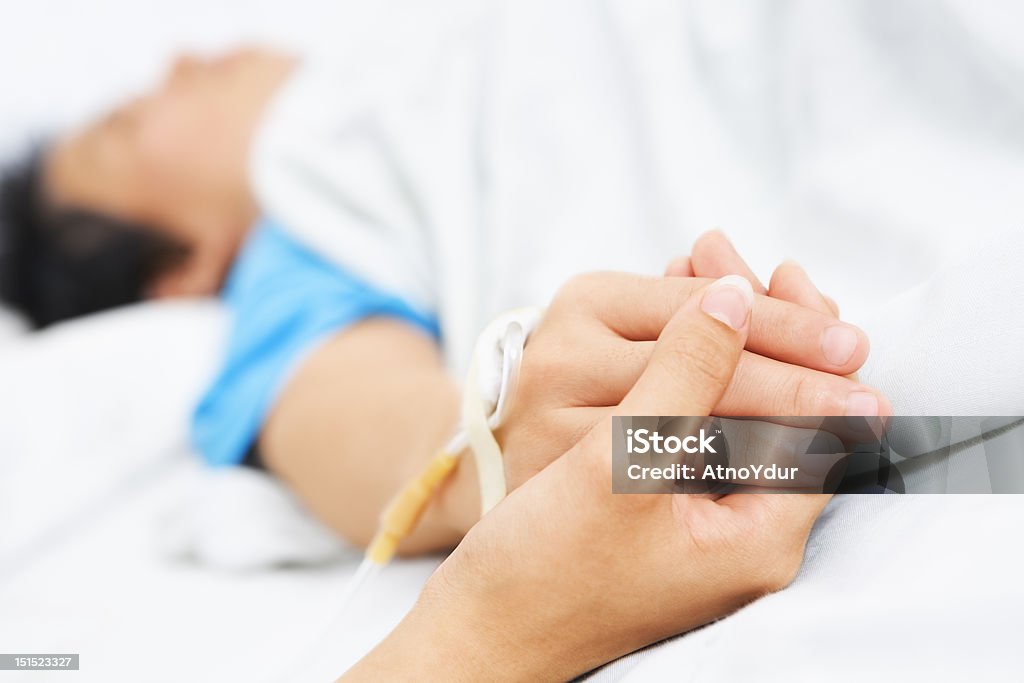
167;53;206;85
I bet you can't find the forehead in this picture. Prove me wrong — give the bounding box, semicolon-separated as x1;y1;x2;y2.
44;112;149;221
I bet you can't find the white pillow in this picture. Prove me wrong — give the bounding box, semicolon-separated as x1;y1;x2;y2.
0;305;28;345
0;300;226;564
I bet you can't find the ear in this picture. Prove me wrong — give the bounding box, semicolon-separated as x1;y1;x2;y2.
146;234;235;299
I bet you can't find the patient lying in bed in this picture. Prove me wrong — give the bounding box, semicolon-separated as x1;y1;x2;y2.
2;8;1022;673
0;45;886;553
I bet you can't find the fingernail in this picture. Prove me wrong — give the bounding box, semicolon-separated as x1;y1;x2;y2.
701;275;754;330
821;325;859;366
846;391;880;417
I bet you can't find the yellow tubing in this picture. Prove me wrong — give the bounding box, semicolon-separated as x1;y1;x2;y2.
365;449;461;565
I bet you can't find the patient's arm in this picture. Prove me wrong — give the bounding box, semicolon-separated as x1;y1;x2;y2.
254;231;883;557
257;318;478;555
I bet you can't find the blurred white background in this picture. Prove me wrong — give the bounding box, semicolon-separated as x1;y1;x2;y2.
1;2;1023;681
0;0;478;160
0;4;481;680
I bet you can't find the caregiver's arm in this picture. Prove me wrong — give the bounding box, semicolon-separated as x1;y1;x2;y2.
343;277;828;681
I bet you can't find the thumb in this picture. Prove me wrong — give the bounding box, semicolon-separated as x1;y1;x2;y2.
618;275;752;416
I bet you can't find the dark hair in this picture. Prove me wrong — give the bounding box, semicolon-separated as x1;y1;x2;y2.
0;150;187;328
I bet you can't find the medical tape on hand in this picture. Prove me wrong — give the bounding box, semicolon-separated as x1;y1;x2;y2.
462;360;505;514
461;307;543;516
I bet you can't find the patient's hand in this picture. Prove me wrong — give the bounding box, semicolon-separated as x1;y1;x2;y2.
496;231;889;493
344;277;828;682
674;230;843;336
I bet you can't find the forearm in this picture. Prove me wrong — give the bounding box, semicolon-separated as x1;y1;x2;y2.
258;318;479;553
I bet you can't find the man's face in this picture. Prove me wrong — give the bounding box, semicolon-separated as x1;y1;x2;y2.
44;47;295;295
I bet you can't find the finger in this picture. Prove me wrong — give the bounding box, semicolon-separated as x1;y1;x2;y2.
618;276;752;416
719;352;889;418
691;230;768;294
577;273;869;375
768;261;834;317
768;262;856;379
596;341;888;417
664;256;693;277
695;420;862;490
823;296;840;318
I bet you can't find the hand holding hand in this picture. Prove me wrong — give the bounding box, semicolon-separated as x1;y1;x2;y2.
497;233;888;494
345;277;830;682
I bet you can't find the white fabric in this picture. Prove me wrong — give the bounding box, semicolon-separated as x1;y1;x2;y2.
252;0;1024;373
2;1;1023;680
0;303;419;682
0;306;28;345
158;465;346;571
0;0;480;159
590;489;1024;683
248;0;1024;679
0;302;225;567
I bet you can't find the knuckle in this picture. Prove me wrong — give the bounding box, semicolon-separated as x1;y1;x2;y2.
788;372;854;418
787;373;824;417
553;274;585;304
555;271;604;306
552;270;628;320
787;374;812;416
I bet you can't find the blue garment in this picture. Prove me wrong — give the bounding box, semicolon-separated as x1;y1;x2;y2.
192;219;439;467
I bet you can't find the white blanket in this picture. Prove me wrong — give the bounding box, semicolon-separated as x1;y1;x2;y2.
252;0;1024;373
248;0;1024;679
3;1;1023;680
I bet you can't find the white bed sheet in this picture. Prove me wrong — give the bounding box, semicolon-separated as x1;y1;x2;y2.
0;303;435;682
0;456;437;683
3;2;1023;679
0;5;486;676
0;302;225;566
